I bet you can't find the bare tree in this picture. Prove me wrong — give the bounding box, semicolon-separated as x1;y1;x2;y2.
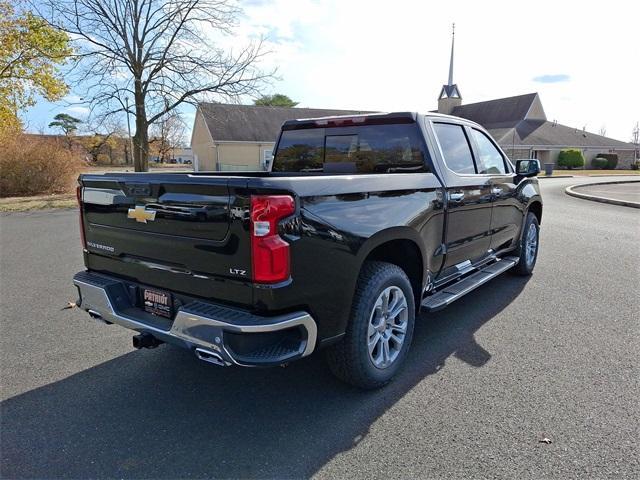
598;125;607;137
35;0;271;171
150;109;186;163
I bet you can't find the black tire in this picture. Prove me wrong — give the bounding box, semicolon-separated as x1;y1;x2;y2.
326;261;416;389
511;212;540;276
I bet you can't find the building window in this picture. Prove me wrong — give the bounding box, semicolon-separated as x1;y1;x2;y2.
263;149;273;170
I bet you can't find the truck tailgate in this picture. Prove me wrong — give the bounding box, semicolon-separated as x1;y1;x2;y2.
79;173;252;304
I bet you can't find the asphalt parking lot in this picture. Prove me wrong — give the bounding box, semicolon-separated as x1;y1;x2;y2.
1;176;639;479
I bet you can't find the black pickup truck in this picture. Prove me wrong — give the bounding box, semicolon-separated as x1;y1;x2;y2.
73;111;542;388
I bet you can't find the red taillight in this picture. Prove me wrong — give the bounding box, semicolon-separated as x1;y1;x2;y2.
250;195;295;283
76;185;87;249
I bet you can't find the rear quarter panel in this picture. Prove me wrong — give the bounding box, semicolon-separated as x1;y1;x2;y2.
249;173;445;342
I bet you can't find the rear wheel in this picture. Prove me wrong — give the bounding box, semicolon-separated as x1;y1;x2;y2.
511;212;539;276
326;261;415;389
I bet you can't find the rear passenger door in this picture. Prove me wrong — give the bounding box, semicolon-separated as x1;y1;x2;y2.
432;122;494;269
467;128;522;251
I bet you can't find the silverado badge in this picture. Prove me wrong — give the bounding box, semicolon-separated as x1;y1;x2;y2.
127;206;157;223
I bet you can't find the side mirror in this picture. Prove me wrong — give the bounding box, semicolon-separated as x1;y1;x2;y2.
515;159;540;177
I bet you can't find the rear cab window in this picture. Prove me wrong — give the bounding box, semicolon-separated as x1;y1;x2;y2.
272;123;430;174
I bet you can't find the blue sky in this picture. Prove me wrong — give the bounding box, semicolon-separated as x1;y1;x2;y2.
22;0;640;142
532;75;571;84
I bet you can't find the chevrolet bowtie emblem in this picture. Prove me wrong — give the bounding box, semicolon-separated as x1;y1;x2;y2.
127;206;157;223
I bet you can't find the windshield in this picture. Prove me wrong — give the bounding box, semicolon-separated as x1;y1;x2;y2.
272;123;429;174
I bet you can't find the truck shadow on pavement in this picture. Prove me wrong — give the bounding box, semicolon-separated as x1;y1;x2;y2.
1;275;529;479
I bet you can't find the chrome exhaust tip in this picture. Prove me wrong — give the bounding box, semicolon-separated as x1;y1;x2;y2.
194;348;226;366
88;309;112;324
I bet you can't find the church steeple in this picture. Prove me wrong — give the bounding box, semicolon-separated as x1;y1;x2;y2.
448;22;456;86
438;23;462;114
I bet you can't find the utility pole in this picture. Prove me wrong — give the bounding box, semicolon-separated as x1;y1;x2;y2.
633;121;639;161
125;97;134;165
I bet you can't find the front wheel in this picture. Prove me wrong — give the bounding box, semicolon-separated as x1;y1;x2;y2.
326;261;415;389
511;212;540;276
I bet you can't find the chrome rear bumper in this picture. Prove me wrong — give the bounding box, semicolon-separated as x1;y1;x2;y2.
73;271;317;366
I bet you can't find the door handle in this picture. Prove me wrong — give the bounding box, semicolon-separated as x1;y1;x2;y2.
448;192;465;202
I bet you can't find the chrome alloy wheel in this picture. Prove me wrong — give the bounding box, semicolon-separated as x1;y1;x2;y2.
367;286;408;369
525;222;538;268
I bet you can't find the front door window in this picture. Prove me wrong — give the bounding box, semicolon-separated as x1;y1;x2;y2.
470;129;507;175
433;123;476;174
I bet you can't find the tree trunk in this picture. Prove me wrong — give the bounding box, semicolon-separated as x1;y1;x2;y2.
133;84;149;172
133;125;149;172
160;138;167;163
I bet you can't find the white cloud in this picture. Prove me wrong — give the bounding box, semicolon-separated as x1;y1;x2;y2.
231;0;639;141
64;106;90;119
62;94;83;103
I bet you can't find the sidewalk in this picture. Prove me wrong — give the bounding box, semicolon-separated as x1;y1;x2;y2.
565;180;640;208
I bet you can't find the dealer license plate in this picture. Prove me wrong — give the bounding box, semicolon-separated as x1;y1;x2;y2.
141;287;173;318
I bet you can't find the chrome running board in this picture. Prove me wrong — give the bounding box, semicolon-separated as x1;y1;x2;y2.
421;257;518;312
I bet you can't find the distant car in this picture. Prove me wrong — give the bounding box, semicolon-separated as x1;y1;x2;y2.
73;111;542;388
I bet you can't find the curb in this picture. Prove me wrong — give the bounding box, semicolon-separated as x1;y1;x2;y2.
565;180;640;209
539;174;640;179
586;174;640;177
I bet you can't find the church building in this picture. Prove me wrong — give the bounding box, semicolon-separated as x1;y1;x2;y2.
436;26;636;167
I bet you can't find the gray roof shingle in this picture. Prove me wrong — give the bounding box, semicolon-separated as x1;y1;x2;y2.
199;103;372;142
451;93;545;125
449;93;633;149
489;119;635;149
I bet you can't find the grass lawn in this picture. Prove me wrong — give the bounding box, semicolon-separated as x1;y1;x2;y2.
540;169;639;177
0;193;76;212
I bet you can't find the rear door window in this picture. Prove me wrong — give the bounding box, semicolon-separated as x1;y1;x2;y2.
433;123;476;174
273;124;429;173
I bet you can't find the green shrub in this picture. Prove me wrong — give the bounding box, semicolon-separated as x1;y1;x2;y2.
596;153;618;169
557;149;585;169
591;157;608;169
631;160;640;171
